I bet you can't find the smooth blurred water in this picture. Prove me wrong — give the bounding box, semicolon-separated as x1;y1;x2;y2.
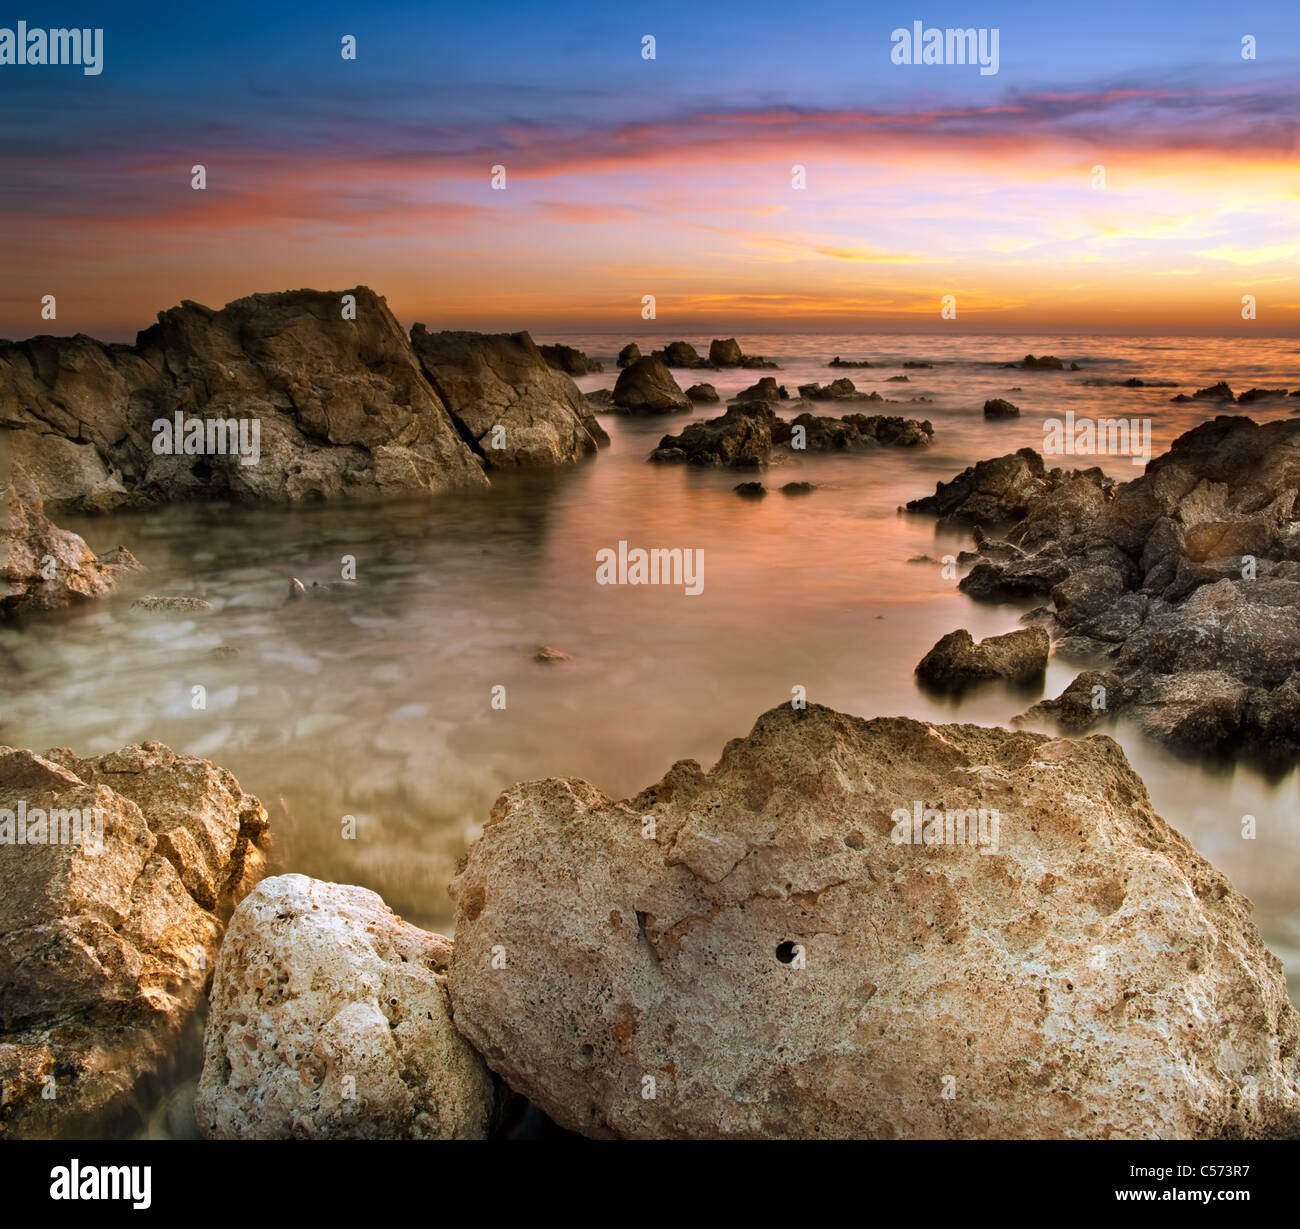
3;332;1297;1001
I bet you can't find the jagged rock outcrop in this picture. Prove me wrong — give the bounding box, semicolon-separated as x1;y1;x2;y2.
797;378;875;401
612;356;691;414
708;338;743;366
734;377;789;402
537;344;602;375
2;288;493;512
1019;670;1131;732
775;411;932;451
649;403;774;467
1237;388;1288;404
2;461;140;618
195;875;494;1140
447;703;1300;1139
1015;354;1078;370
917;417;1300;762
915;627;1050;690
648;404;932;467
907;448;1112;527
410;328;608;468
0;742;269;1138
651;341;713;370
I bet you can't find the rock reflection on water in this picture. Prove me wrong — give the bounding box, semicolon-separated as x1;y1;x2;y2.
1;333;1296;1001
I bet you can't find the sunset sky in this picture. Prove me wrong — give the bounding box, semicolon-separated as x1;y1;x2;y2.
2;1;1298;338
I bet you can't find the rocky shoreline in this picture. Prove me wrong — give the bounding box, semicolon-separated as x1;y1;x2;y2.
4;705;1297;1140
4;290;1299;1141
908;417;1300;766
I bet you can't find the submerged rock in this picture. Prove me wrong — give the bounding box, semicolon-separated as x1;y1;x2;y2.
131;594;212;613
612;356;691;414
447;703;1300;1139
733;481;767;499
983;398;1020;419
915;626;1050;690
685;383;720;403
195;875;493;1140
0;742;269;1138
2;461;140;619
1018;354;1075;370
410;328;608;467
1236;387;1288;404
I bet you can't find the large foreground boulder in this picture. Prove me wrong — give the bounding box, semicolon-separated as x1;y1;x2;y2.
3;461;140;619
0;742;269;1138
447;704;1300;1139
410;328;608;467
195;875;493;1139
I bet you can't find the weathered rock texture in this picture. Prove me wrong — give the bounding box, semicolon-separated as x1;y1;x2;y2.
907;447;1111;527
651;341;713;370
916;626;1050;691
612;356;691;414
708;338;778;369
649;403;932;467
3;460;140;618
410;328;608;468
2;289;619;510
195;875;493;1139
447;703;1300;1139
0;742;269;1138
914;418;1300;762
538;343;602;375
2;288;494;512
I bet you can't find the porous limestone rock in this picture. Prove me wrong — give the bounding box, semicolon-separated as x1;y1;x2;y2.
447;703;1300;1139
195;875;493;1139
0;742;269;1138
